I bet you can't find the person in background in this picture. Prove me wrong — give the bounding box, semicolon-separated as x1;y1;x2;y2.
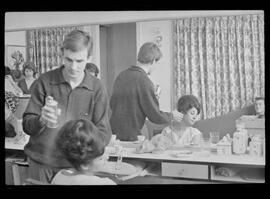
5;66;23;97
110;42;183;141
85;62;99;77
161;95;202;146
18;62;37;95
5;91;19;137
51;119;116;185
22;30;111;183
254;97;265;118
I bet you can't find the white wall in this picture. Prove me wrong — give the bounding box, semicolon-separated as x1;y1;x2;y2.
5;11;263;31
136;20;172;112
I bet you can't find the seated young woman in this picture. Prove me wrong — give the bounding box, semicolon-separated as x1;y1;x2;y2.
51;119;116;185
136;95;203;153
161;94;202;147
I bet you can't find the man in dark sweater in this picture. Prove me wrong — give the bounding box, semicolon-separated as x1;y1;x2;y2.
23;30;111;183
110;42;183;141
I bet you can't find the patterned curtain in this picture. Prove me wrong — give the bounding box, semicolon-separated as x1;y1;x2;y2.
173;14;264;119
26;26;84;76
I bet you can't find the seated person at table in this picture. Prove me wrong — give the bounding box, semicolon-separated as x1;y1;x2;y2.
51;119;116;185
161;95;202;146
254;97;265;118
5;91;19;137
18;62;37;95
85;63;99;77
5;66;23;97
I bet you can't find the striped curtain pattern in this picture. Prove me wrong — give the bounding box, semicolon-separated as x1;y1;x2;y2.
172;14;264;119
26;26;84;76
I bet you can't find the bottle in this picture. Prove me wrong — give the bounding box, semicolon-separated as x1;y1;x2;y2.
233;122;248;154
45;96;59;128
249;135;263;157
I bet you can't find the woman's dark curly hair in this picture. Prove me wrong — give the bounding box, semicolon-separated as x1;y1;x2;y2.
56;119;105;172
22;62;37;77
177;95;201;114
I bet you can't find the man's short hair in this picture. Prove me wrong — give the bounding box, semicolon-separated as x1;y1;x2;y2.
61;30;93;58
137;42;162;64
177;95;201;114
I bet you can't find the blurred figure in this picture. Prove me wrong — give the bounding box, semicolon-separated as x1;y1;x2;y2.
254;97;265;118
5;91;19;137
18;62;37;94
5;66;23;96
85;63;99;77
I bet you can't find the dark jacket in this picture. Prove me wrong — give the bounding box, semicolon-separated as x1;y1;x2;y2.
23;65;111;168
110;66;171;141
18;78;37;94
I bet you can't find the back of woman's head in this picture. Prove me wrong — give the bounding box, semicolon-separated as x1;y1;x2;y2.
57;119;105;171
177;95;201;114
137;42;162;64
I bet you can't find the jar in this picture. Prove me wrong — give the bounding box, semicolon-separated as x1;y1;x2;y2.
233;122;248;154
249;135;263;157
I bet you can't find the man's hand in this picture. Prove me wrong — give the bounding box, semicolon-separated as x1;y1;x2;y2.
172;110;183;122
39;105;61;126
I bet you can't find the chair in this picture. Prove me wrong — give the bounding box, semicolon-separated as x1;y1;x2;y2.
194;105;256;138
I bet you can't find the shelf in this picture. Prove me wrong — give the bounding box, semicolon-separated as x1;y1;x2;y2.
210;165;265;183
211;174;264;183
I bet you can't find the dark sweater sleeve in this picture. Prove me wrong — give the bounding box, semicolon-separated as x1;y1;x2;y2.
22;77;46;135
92;82;112;145
138;77;172;124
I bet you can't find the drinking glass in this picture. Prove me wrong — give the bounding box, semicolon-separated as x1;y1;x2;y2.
210;132;220;144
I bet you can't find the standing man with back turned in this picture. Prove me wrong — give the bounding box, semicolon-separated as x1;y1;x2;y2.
22;30;111;183
110;42;183;141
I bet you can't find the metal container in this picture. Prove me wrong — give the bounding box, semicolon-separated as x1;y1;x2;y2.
45;96;59;128
233;123;248;154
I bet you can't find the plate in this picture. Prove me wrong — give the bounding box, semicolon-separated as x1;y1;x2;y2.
93;161;138;176
170;150;193;158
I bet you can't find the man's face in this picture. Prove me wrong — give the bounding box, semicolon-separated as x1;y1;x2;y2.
148;59;160;75
255;99;265;115
62;48;89;81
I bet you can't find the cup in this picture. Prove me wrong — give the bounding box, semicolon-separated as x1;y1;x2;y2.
137;135;145;142
110;134;116;143
200;137;211;152
114;145;123;154
210;132;220;144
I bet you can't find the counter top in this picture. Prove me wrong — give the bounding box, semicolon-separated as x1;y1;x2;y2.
106;142;265;167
